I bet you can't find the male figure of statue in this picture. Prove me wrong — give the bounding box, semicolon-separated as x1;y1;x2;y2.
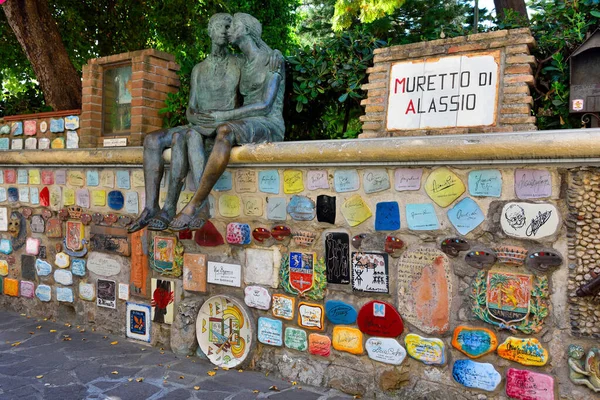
129;13;243;233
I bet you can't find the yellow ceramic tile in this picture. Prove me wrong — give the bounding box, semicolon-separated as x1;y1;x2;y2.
51;137;65;149
92;190;106;207
218;194;240;218
497;337;548;366
132;170;145;187
28;170;41;185
283;170;304;194
4;278;18;297
0;260;8;276
424;167;465;207
243;197;263;217
332;326;363;355
63;188;75;206
67;170;84;186
341;195;372;227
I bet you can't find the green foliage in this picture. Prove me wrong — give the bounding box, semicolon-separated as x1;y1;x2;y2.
497;1;600;130
332;0;405;31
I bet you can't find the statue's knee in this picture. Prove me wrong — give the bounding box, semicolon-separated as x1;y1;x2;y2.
216;125;233;143
144;132;161;149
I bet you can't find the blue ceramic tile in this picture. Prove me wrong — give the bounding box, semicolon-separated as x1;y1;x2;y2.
406;203;439;230
214;171;232;191
258;317;283;346
65;115;79;130
17;170;28;184
447;198;485;235
259;170;280;194
287;195;316;221
452;360;501;392
0;188;6;202
50;118;64;133
7;187;18;202
0;239;13;255
30;187;39;205
87;170;99;187
363;169;390;194
375;202;400;231
11;122;23;136
468;170;502;197
55;170;66;185
71;258;86;276
334;170;360;193
116;170;130;189
56;287;74;303
35;259;52;276
325;300;357;325
107;190;124;210
0;138;9;150
267;197;286;221
35;285;52;302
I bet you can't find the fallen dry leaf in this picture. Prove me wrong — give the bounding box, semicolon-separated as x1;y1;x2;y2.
79;329;85;333
179;376;184;379
29;332;34;335
65;323;71;327
265;372;269;377
103;336;108;339
36;375;43;379
160;351;165;355
213;367;219;370
238;369;243;373
11;342;21;347
353;396;362;399
193;386;200;391
36;326;42;329
292;381;297;386
128;378;133;382
20;313;26;316
253;390;260;393
136;377;144;382
111;371;119;375
207;371;216;377
269;386;280;391
62;337;72;341
222;367;229;371
50;330;57;333
110;341;118;345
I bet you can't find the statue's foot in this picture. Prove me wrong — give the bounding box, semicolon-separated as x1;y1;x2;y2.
128;208;158;233
168;212;194;231
147;209;174;231
189;217;207;231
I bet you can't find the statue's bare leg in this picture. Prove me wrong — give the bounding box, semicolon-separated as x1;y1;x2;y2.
148;130;188;230
185;129;208;214
128;129;173;233
169;125;233;231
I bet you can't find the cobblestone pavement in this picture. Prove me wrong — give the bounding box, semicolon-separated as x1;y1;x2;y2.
0;311;353;400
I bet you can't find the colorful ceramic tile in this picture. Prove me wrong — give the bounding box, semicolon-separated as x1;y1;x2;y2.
54;269;73;285
309;333;331;357
324;232;349;284
24;138;36;151
4;278;18;296
0;138;8;150
0;208;6;231
225;223;250;245
441;237;470;257
39;121;48;133
316;195;336;224
35;284;51;302
332;326;363;355
126;302;152;342
505;368;554;400
244;286;271;310
271;225;291;241
501;202;559;240
207;261;241;287
30;187;39;205
526;248;563;273
287;251;314;294
11;121;23;135
64;115;79;130
46;218;62;238
405;334;446;365
182;253;207;292
4;169;16;184
325;300;357;325
18;187;29;202
56;287;73;302
21;255;36;280
17;169;28;184
0;124;9;134
129;229;149;298
272;294;295;320
41;170;54;185
468;169;502;197
497;337;548;366
334;170;360;193
0;260;7;276
406;203;439;230
363;169;390;194
306;170;329;190
55;252;70;269
244;248;279;288
212;170;232;191
107;190;124;210
86;252;121;277
85;170;99;187
38;138;50;149
28;170;40;185
68;259;85;277
124;192;139;214
98;278;117;309
0;188;5;203
235;170;256;192
285;327;308;351
66;132;80;148
298;302;324;330
115;170;130;189
375;201;400;231
357;300;404;337
447;197;485;235
397;247;452;334
50;118;64;133
366;337;407;365
341;195;371;227
35;259;52;276
25;237;40;256
194;220;224;247
493;245;528;266
0;240;12;256
283;170;304;194
100;170;114;188
243;196;263;217
219;195;240;217
287;195;316;221
118;282;129;300
75;189;90;208
258;170;280;194
424;167;465;207
50;137;64;149
258;317;283;346
92;190;106;207
351;252;388;293
452;326;498;358
23;120;36;135
131;170;144;187
20;280;34;298
452;359;501;391
514;169;552;199
195;295;253;368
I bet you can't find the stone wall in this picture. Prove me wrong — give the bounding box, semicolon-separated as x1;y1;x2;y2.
1;132;600;399
361;28;537;138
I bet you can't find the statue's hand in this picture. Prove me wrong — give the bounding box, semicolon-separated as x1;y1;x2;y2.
195;112;216;123
269;50;284;72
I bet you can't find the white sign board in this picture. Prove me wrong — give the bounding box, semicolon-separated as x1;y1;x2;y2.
207;261;241;287
387;52;499;130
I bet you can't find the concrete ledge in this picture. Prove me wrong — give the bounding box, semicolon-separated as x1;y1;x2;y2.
1;128;600;166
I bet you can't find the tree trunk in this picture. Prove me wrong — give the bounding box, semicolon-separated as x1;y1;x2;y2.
494;0;529;21
2;0;81;110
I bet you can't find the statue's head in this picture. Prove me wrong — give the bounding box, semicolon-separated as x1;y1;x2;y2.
8;211;21;238
208;13;232;47
231;13;263;46
569;344;585;359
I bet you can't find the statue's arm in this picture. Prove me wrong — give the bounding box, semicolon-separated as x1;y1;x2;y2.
220;71;282;120
568;358;590;375
186;65;201;125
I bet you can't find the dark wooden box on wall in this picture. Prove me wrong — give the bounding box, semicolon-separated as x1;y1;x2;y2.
570;29;600;115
